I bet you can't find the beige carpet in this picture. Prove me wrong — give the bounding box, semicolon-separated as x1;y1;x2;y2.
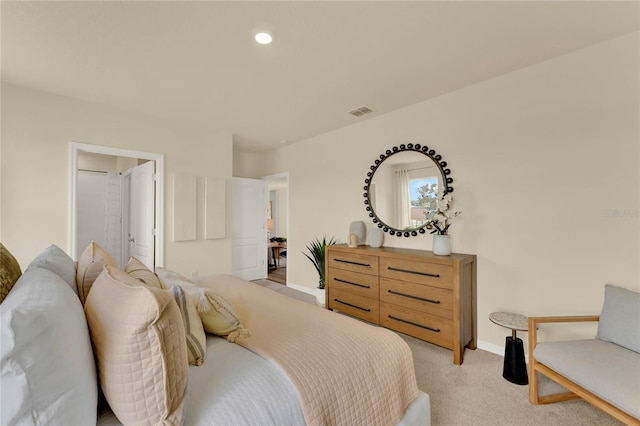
400;333;620;426
253;279;622;425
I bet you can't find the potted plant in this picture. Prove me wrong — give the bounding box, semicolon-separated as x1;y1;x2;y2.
303;236;337;302
427;193;462;255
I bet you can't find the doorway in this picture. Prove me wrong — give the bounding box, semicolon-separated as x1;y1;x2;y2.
264;173;289;285
69;142;164;268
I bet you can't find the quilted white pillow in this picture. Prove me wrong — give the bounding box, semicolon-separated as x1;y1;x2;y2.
1;267;98;425
76;242;116;305
84;265;188;426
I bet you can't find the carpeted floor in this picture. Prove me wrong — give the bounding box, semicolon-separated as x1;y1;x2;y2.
252;279;316;305
252;279;621;425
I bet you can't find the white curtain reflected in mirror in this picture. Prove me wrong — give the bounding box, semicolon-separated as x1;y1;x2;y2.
394;168;410;230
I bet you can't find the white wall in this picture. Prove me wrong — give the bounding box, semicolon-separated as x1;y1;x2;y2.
1;84;233;277
240;33;639;349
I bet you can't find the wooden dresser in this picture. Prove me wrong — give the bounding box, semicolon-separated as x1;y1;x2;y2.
326;244;476;364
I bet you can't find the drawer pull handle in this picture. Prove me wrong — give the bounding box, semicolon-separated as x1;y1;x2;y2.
387;267;440;278
387;290;440;304
334;278;370;289
334;299;371;312
335;259;371;268
388;315;440;333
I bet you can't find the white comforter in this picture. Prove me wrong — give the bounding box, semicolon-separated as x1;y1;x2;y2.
97;335;305;425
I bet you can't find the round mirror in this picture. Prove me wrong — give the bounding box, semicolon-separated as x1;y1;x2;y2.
363;144;453;238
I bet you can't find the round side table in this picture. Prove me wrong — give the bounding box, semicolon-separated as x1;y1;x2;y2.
489;312;529;385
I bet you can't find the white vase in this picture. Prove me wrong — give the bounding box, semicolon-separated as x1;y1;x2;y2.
432;235;451;256
368;228;384;248
349;221;366;245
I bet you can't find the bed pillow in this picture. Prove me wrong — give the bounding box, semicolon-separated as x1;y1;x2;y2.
124;256;161;288
155;266;195;290
196;288;250;341
0;243;22;303
76;242;116;305
84;265;187;425
597;284;640;353
27;244;77;294
168;284;207;366
156;267;249;341
1;267;97;425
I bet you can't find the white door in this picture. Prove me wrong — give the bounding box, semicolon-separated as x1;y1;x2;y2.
129;161;156;270
232;177;267;281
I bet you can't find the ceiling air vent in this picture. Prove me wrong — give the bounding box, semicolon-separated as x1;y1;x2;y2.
349;106;374;117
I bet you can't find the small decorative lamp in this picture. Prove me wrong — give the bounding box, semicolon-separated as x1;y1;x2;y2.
267;218;274;237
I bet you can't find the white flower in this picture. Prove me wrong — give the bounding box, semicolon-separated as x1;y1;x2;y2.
429;193;462;235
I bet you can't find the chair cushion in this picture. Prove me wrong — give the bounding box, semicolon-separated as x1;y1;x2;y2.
597;284;640;353
124;256;161;288
534;338;640;419
1;267;97;425
27;244;77;294
76;242;117;305
84;265;187;425
0;243;22;303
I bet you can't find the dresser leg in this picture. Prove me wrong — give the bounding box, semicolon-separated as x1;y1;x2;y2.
454;346;463;365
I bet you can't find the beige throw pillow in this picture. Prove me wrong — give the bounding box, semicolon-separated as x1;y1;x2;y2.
84;265;188;426
167;284;206;366
197;288;250;342
0;243;22;303
156;267;249;342
76;242;116;305
125;256;161;288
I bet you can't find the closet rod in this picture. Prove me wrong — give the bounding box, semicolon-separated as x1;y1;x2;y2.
78;169;121;174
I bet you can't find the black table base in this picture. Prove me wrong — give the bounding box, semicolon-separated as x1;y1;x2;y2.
503;336;528;385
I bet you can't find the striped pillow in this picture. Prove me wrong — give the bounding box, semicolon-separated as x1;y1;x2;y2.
168;284;207;366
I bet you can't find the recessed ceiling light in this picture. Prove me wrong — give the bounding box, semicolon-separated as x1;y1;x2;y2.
255;32;273;45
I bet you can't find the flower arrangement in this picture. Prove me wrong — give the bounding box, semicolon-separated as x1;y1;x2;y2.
427;193;462;235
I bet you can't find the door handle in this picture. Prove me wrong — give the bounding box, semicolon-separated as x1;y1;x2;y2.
128;237;135;243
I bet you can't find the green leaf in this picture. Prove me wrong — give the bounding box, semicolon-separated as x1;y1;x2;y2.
302;235;337;288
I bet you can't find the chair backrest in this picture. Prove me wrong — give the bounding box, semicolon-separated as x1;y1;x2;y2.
596;284;640;353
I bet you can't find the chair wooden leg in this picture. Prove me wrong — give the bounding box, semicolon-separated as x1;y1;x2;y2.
529;362;539;404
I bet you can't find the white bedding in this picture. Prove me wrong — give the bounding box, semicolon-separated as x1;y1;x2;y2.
98;335;430;425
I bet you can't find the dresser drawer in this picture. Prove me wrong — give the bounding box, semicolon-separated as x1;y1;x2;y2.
380;277;453;320
380;257;452;289
380;302;453;349
327;268;378;300
328;289;379;323
328;251;378;275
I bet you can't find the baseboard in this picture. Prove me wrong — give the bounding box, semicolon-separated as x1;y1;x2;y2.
285;281;315;294
286;282;324;306
477;340;504;357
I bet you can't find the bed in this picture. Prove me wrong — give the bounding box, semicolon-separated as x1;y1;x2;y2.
1;244;430;426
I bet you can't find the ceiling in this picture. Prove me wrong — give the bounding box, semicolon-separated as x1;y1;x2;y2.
2;1;638;152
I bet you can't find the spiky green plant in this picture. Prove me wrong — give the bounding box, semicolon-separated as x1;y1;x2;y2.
303;236;337;289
